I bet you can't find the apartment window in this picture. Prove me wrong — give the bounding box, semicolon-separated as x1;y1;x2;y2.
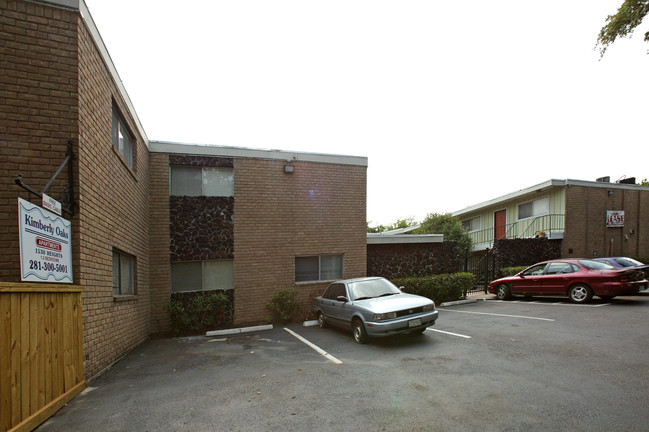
462;216;481;232
171;166;234;197
113;249;136;296
295;255;343;282
518;197;549;220
171;260;234;292
111;105;134;169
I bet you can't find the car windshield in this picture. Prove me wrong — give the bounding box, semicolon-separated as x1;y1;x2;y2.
348;278;401;301
579;259;615;270
614;257;644;267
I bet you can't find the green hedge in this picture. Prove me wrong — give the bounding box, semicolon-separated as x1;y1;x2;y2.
392;272;476;303
500;266;527;277
166;291;231;336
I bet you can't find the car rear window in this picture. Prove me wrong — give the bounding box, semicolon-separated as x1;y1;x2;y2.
579;259;614;270
614;257;644;267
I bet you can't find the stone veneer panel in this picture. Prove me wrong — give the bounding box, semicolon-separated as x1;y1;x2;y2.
170;196;234;261
169;154;233;168
367;242;460;279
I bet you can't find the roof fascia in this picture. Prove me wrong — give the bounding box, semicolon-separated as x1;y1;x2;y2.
367;234;443;244
150;141;368;167
452;179;565;217
57;0;149;146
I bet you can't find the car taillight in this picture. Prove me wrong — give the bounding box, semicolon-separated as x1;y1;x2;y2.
618;270;641;282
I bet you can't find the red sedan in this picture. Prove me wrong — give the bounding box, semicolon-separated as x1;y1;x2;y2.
488;258;645;303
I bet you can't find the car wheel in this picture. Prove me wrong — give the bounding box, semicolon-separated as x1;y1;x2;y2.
317;311;327;328
568;284;593;303
352;318;367;344
495;284;511;300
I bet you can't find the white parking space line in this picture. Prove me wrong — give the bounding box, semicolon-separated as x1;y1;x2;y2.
440;309;555;321
283;328;343;365
490;299;611;308
426;328;472;339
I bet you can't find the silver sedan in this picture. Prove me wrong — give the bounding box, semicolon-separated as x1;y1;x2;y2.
311;277;439;343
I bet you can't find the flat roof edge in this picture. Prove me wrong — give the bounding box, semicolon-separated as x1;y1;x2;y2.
71;1;149;146
149;141;368;166
564;179;649;190
367;234;443;244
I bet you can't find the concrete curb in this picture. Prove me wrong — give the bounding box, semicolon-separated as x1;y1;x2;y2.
206;324;273;337
440;298;484;307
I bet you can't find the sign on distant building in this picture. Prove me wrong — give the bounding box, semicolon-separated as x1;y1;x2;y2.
606;210;624;228
18;198;73;283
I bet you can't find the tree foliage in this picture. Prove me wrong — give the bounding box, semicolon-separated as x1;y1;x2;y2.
367;216;417;233
416;213;472;252
597;0;649;56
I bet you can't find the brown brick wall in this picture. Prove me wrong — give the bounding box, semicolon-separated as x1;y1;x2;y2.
233;159;367;326
0;1;79;281
77;19;152;378
149;153;171;333
563;185;649;259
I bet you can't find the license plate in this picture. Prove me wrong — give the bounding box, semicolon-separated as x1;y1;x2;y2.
408;318;421;328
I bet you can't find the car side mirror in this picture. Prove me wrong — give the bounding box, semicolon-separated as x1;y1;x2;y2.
518;274;525;278
399;286;406;292
336;296;348;303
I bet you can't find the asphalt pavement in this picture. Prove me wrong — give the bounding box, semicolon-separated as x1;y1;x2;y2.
36;292;649;432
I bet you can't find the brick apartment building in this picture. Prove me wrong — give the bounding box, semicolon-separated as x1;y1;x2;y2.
1;0;367;381
454;178;649;260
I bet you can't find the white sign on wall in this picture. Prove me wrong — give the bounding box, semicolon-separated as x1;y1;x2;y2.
42;192;62;215
606;210;625;228
18;198;73;283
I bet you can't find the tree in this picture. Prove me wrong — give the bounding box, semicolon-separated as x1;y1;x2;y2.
416;213;472;252
367;216;417;233
596;0;649;56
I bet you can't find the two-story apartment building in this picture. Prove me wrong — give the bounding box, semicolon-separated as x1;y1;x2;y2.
0;0;367;389
453;178;649;260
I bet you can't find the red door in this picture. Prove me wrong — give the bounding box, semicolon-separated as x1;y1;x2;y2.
494;210;506;239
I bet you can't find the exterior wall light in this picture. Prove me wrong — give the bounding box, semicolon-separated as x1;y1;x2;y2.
284;164;295;174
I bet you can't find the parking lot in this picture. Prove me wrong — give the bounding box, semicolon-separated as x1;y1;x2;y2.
39;294;649;432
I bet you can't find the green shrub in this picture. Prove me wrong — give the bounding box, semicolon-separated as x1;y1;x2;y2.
392;273;476;303
500;266;527;277
266;288;301;323
166;291;230;336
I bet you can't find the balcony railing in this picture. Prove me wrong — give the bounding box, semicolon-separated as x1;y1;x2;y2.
467;214;565;248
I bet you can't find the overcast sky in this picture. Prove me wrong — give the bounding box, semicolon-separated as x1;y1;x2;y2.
84;0;649;226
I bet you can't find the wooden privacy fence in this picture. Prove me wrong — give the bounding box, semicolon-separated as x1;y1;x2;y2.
1;283;85;432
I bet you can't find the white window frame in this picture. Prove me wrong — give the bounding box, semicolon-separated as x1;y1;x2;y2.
295;254;344;283
112;249;136;296
517;196;549;221
111;104;134;169
170;166;234;197
171;259;234;293
462;216;481;232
